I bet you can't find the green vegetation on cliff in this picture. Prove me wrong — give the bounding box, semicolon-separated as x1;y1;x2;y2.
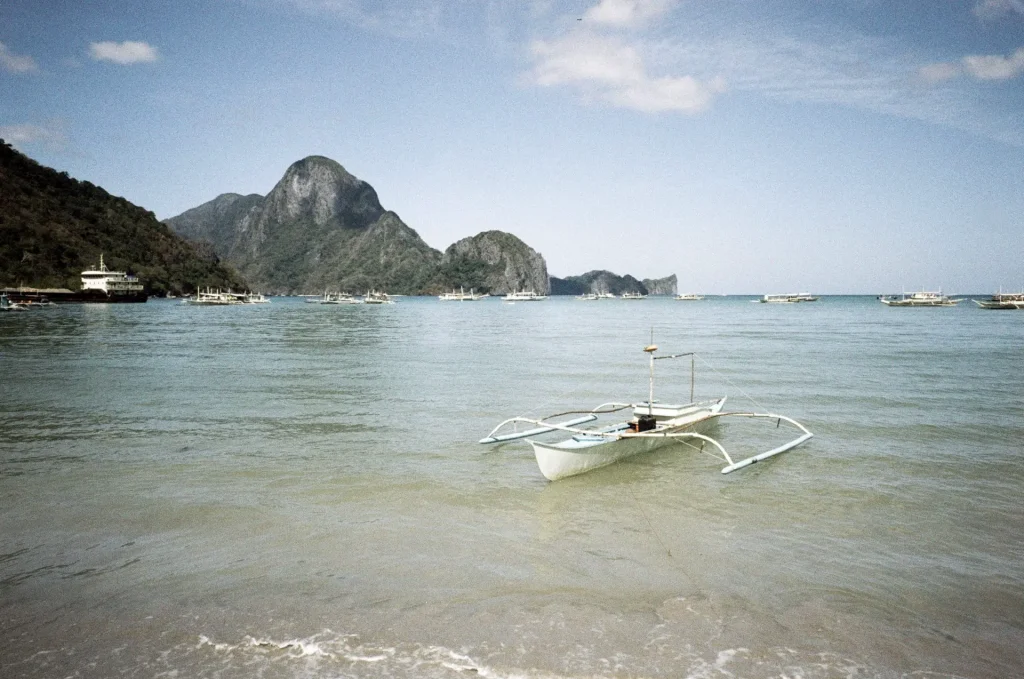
0;140;246;295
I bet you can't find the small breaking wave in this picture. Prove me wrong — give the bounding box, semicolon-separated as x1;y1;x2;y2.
194;631;502;678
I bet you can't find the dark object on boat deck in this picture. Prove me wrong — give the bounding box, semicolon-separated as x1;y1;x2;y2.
635;414;657;432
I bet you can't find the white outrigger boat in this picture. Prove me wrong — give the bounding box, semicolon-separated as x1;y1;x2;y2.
363;290;394;304
183;288;270;305
502;289;547;301
761;293;819;303
439;287;488;301
879;290;961;307
480;344;813;480
973;290;1024;310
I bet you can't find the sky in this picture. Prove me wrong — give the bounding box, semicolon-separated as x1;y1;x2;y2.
2;0;1023;294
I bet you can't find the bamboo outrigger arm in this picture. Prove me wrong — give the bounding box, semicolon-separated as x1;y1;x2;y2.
666;412;814;474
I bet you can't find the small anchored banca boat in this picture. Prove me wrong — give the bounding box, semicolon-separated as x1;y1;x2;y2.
481;344;814;480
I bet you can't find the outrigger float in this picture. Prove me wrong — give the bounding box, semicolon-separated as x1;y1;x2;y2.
480;344;813;480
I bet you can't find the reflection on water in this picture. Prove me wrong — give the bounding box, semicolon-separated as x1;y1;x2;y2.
1;296;1022;678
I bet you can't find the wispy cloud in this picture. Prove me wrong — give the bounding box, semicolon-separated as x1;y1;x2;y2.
582;0;676;28
0;41;38;73
0;121;68;150
973;0;1024;20
639;28;1024;146
89;41;160;65
284;0;445;38
918;62;960;83
920;46;1024;82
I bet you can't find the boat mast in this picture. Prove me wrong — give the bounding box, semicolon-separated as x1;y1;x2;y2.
644;343;657;415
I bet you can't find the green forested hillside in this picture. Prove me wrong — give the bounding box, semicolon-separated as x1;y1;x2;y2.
0;140;246;295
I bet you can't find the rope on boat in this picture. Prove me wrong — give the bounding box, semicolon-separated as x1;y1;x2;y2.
544;404;631;419
671;435;730;464
695;353;769;413
505;374;625;434
506;404;632;437
626;482;672;558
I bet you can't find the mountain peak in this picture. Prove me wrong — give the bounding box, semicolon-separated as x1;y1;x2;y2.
262;155;383;228
286;155;353;181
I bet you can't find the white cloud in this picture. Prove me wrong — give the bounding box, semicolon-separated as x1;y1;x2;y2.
0;122;68;149
583;0;676;28
531;32;645;85
609;74;725;112
973;0;1024;20
918;62;960;83
0;41;38;73
528;31;724;113
962;47;1024;80
89;41;160;65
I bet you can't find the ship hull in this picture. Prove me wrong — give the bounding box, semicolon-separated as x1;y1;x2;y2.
1;288;148;304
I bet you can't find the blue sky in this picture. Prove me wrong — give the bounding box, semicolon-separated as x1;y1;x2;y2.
2;0;1022;293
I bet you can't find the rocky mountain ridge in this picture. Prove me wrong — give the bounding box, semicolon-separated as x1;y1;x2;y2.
550;270;677;296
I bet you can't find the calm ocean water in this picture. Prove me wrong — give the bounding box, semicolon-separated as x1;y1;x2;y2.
1;296;1022;678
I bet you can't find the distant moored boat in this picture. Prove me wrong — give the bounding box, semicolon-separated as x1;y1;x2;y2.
879;291;960;307
761;293;818;303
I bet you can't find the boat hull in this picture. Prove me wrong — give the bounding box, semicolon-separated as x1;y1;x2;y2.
529;398;725;481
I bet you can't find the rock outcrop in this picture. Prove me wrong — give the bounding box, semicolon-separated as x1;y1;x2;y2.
551;270;650;295
642;274;677;296
164;192;263;257
437;231;549;294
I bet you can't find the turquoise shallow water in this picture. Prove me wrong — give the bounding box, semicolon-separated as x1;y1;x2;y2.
1;296;1022;678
